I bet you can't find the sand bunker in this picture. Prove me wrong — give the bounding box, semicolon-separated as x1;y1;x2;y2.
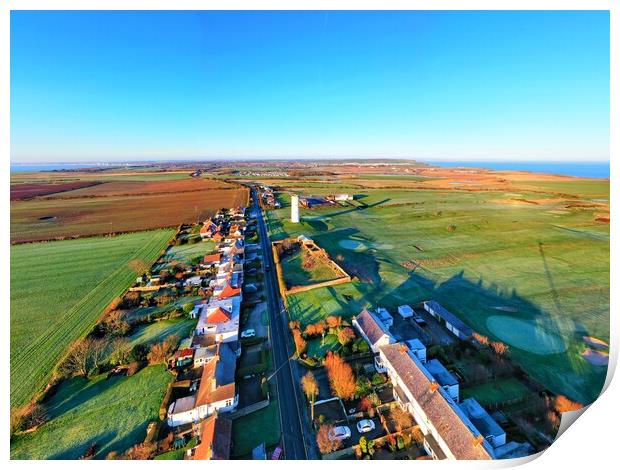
492;306;518;313
486;316;567;355
581;348;609;366
372;243;394;250
338;239;367;251
583;336;609;350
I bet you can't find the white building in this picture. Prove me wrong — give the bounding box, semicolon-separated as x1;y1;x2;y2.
405;338;427;363
423;301;473;340
352;309;395;362
398;305;414;318
291;194;299;223
425;359;460;403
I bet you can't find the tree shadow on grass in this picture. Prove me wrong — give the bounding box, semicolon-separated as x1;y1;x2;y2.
376;269;606;404
47;430;119;460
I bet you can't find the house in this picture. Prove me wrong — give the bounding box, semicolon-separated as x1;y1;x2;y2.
192;413;232;460
425;359;460;402
405;338;427;363
194;346;217;368
375;308;394;328
398;305;414;319
423;301;473;340
167;395;199;428
195;296;241;343
352;309;395;359
170;348;195;369
194;342;239;417
186;275;203;288
212;232;224;242
377;343;494;460
334;193;353;201
167;342;239;427
203;253;222;267
217;283;242;300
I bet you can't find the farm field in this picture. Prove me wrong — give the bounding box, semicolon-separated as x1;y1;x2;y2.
11;188;248;243
10;365;172;459
10;229;174;408
263;176;609;404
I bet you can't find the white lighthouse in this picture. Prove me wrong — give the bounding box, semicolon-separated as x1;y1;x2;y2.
291;194;300;223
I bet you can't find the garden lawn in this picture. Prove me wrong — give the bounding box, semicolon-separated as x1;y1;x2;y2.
231;399;280;458
128;318;197;349
156;241;216;269
10;229;174;408
461;378;533;407
10;365;172;459
279;248;339;288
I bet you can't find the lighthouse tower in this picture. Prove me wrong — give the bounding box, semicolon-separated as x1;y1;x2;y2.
291;194;300;223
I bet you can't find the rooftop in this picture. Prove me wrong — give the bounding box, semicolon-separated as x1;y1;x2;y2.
379;343;493;460
354;309;394;345
424;301;473;337
426;359;459;387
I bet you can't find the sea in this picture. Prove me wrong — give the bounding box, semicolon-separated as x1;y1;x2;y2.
10;163;109;173
10;160;611;179
424;161;610;179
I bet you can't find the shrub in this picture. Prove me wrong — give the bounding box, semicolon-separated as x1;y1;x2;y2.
316;425;342;454
371;373;386;386
337;327;356;346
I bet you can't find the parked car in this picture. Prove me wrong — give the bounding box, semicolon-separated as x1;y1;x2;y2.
356;419;375;434
328;426;351;441
241;329;256;338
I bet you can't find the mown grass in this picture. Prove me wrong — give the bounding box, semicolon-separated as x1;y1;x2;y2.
10;365;172;459
265;180;609;404
279;248;338;288
461;378;533;407
128;318;196;349
231;399;280;458
10;229;174;408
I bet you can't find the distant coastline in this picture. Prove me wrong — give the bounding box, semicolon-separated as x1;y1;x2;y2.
426;160;609;179
10;159;610;179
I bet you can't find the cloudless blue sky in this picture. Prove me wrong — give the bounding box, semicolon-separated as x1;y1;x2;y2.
10;10;609;162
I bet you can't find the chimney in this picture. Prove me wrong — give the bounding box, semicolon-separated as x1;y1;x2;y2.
429;381;440;393
400;344;408;354
472;435;484;448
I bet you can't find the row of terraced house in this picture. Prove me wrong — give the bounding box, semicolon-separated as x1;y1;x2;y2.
352;305;533;461
165;207;247;460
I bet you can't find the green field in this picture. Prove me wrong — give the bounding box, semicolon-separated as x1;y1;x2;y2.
265;179;609;404
10;229;174;408
10;365;172;459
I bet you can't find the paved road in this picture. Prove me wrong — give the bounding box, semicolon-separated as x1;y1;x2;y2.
251;188;308;460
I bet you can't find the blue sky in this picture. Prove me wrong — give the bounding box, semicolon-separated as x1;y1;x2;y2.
10;10;609;162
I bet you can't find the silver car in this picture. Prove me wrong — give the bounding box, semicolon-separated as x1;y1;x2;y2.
328;426;352;441
356;419;375;434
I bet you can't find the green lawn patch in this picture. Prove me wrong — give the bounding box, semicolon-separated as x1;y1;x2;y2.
10;365;173;459
128;318;197;348
232;399;280;458
461;378;532;407
10;229;174;408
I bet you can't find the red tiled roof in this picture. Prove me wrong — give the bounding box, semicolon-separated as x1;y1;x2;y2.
203;253;221;264
207;307;231;323
218;284;241;300
175;348;195;359
192;415;231;460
